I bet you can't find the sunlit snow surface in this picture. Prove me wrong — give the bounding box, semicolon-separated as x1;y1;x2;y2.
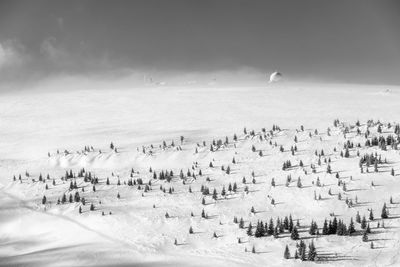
1;82;400;266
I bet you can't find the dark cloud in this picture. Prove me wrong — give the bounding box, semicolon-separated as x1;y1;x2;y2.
0;0;399;85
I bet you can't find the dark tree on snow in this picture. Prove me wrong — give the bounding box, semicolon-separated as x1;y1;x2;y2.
381;203;388;219
284;245;290;259
291;227;299;240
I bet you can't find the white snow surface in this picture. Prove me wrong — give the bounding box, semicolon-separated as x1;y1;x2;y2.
1;82;400;266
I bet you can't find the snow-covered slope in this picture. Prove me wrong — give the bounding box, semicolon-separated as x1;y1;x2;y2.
1;83;400;266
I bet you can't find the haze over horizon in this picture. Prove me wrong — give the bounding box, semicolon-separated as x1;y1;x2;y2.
0;0;400;87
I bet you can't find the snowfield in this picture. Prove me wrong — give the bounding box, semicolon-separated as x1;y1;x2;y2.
1;82;400;266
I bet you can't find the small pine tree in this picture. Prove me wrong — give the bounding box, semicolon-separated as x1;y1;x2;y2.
42;195;47;205
291;227;299;240
239;217;244;228
247;223;253;236
366;223;371;234
348;218;356;235
284;245;290;259
212;188;218;200
362;231;368;242
381;203;388;219
308;240;317;261
356;211;361;223
297;177;302;188
361;216;367;229
189;226;194;234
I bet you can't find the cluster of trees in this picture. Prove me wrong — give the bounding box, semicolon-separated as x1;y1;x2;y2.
282;160;292;170
200;183;237;199
153;169;174;182
235;215;297;239
321;217;356;236
55;191;84;205
365;135;398;150
284;240;317;261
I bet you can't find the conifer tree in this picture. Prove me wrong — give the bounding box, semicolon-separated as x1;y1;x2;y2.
348;218;356;235
291;227;299;240
247;223;253;236
361;216;367;229
381;203;388;219
344;148;350;158
225;166;230;175
297;177;302;188
283;216;289;230
288;215;294;232
201;209;206;218
366;223;371;234
332;217;338;233
309;220;318;235
239;217;244;229
322;219;329;235
212;188;218;200
299;242;306;261
284;245;290;259
268;218;274;235
362;231;368;242
327;164;331;174
308;240;317;261
255;222;263;237
233;182;237;192
42;195;47;205
273;226;279;238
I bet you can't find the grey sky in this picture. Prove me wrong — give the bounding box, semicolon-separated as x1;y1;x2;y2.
0;0;399;85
